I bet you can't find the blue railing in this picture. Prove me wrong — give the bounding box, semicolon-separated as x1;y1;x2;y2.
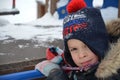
0;69;44;80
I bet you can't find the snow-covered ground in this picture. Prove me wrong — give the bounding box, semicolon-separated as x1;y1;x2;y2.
0;0;118;64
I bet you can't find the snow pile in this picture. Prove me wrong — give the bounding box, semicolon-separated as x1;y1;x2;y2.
29;12;63;26
0;18;10;26
0;24;62;41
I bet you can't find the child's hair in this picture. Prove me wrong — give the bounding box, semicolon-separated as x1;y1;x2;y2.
63;0;109;67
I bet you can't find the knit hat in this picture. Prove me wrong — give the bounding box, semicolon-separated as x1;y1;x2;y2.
63;0;109;67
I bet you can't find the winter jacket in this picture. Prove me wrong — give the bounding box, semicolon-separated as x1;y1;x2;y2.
95;19;120;80
46;19;120;80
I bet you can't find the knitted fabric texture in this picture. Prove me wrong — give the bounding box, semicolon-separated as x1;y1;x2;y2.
63;0;109;67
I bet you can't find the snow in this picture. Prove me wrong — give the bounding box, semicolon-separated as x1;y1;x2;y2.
0;8;19;13
0;24;62;41
0;18;10;26
93;0;103;8
36;0;46;5
101;7;118;22
29;12;63;26
0;0;118;42
36;0;69;8
57;0;69;8
0;0;37;23
29;0;63;26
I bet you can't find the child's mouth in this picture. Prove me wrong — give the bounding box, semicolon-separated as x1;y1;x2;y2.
81;59;92;67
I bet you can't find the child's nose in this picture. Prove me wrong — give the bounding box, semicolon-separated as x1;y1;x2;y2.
78;52;86;58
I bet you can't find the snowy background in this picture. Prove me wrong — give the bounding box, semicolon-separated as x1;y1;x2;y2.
0;0;118;65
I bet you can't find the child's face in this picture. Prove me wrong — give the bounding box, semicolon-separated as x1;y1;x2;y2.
67;39;98;69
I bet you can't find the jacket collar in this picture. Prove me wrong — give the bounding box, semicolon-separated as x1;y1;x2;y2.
95;19;120;79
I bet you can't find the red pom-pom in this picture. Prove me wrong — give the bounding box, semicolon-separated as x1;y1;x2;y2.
67;0;87;13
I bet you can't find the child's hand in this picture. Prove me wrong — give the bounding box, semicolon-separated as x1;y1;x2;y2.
35;60;60;76
46;46;64;64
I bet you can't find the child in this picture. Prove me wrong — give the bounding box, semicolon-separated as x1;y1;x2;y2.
35;0;120;80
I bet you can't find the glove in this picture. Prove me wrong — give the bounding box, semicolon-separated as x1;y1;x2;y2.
46;46;64;64
46;68;69;80
35;60;60;76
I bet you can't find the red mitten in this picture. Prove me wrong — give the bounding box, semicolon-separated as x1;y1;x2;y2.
46;47;64;64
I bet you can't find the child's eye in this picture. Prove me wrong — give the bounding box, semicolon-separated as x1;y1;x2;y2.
70;48;77;52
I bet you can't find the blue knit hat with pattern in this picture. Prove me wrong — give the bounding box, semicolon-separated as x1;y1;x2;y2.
63;7;109;67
